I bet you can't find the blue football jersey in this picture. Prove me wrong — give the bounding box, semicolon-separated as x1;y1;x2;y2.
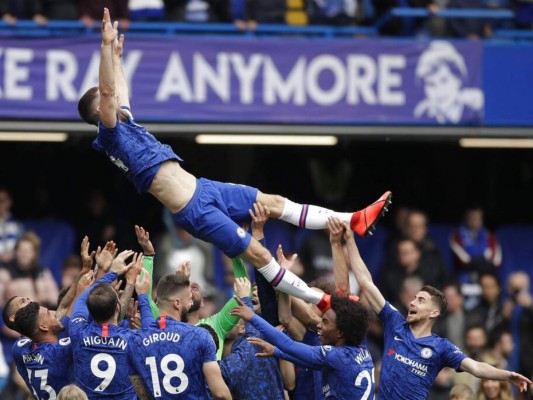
69;318;136;400
93;116;182;193
12;336;73;400
251;315;375;400
127;316;218;400
292;330;325;400
377;302;467;400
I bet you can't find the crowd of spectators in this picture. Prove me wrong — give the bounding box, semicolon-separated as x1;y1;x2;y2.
0;0;532;36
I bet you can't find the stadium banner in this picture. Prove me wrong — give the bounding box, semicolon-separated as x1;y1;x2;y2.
0;36;484;125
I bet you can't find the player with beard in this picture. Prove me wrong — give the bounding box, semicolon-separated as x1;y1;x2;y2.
343;220;532;399
126;273;230;399
134;224;251;360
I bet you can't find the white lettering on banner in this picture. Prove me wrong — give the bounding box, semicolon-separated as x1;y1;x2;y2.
79;51;100;95
193;52;230;103
306;55;346;105
378;55;405;105
5;48;33;100
46;50;78;101
156;52;193;102
230;53;262;104
347;55;377;104
263;56;306;105
157;52;407;107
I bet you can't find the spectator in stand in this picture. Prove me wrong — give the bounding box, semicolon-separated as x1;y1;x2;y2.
464;325;488;361
380;237;448;306
436;281;468;351
2;231;59;310
0;187;24;268
60;254;83;290
449;383;474;400
79;0;130;29
395;275;424;316
486;328;514;371
502;271;533;379
0;187;24;309
230;0;286;28
450;207;501;310
307;0;357;26
467;272;504;336
0;0;36;23
75;189;118;248
33;0;79;21
476;377;513;400
447;0;492;38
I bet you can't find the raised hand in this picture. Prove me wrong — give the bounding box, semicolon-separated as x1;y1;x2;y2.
276;244;298;271
135;268;151;295
234;277;251;299
77;270;95;293
101;8;118;45
80;236;95;274
230;296;254;322
110;250;135;276
127;298;141;329
327;216;345;245
135;225;155;255
113;33;125;58
175;260;191;280
95;241;118;272
509;372;532;392
343;221;354;242
125;253;143;284
249;202;271;234
247;337;276;357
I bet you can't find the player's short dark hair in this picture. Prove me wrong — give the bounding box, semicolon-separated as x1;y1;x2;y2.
87;283;118;323
308;276;336;295
156;274;190;305
421;285;447;318
2;296;19;330
330;294;369;347
78;86;100;126
13;302;40;338
197;323;220;353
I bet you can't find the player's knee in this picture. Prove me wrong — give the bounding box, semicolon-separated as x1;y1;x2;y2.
244;239;271;268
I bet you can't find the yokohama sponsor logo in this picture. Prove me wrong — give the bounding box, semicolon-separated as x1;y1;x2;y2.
394;353;428;372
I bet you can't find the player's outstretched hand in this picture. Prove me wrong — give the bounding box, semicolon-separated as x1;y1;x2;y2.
111;250;135;275
234;277;251;299
276;244;297;271
509;371;532;392
80;236;95;274
77;270;95;293
247;337;276;357
136;268;151;295
230;296;254;322
101;8;118;45
249;202;271;233
327;216;345;245
96;241;118;272
135;225;155;255
175;260;191;280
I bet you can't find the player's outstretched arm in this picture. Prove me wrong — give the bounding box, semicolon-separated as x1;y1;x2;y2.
460;358;532;392
327;217;350;295
99;8;118;129
343;224;386;314
112;32;131;111
203;361;232;400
